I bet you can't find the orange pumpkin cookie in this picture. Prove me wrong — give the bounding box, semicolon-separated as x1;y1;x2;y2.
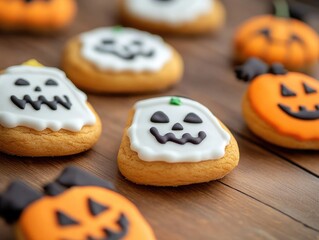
234;15;319;72
236;58;319;149
0;0;77;32
119;0;225;35
0;166;156;240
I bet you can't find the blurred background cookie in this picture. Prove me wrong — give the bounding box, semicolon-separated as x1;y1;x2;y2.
119;0;225;35
233;0;319;72
62;26;183;93
0;0;77;33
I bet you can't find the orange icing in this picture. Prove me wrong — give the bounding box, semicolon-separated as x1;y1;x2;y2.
248;73;319;141
0;0;76;30
234;15;319;70
19;186;155;240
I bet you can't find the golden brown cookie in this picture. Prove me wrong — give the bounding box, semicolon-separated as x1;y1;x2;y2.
118;97;239;186
62;27;183;94
119;0;225;35
0;61;102;157
0;166;156;240
0;0;76;33
236;58;319;149
243;94;319;149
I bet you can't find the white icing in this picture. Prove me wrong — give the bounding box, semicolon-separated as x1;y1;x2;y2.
125;0;213;25
0;66;96;132
128;97;231;163
80;27;172;72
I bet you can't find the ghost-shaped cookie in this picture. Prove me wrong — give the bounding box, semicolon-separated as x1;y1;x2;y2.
80;27;172;72
124;0;214;24
128;96;231;163
0;65;96;132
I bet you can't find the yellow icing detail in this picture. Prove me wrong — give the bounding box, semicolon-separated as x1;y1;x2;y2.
22;59;44;67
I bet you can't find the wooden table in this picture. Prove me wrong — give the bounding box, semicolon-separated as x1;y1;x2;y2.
0;1;318;239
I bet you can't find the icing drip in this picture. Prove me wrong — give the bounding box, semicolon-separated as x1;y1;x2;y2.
0;65;96;132
128;96;231;163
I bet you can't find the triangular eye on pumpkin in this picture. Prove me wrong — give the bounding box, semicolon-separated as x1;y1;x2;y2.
258;28;271;42
88;198;109;216
234;0;319;72
303;82;317;94
289;33;303;44
236;58;319;149
0;166;156;240
56;210;79;226
280;84;296;97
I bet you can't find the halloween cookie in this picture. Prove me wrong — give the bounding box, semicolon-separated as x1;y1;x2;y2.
62;26;183;94
118;96;239;186
0;0;76;33
233;13;319;72
119;0;225;35
236;58;319;149
0;60;101;157
0;166;156;240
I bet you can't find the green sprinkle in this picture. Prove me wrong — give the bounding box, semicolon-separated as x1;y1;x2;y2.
170;97;182;106
112;25;123;32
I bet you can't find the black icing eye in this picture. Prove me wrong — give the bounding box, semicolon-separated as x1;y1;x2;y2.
102;39;115;45
259;28;271;41
45;79;58;86
151;111;169;123
56;211;79;226
15;78;30;86
303;82;317;94
132;40;143;45
281;84;297;97
88;198;109;216
290;34;303;43
184;113;203;124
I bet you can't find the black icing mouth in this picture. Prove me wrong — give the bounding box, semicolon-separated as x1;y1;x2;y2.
86;213;129;240
278;103;319;120
10;95;72;111
150;127;207;145
94;46;154;61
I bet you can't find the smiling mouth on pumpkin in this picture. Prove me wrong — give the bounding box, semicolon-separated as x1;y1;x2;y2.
278;103;319;120
86;213;129;240
150;127;207;145
10;95;72;111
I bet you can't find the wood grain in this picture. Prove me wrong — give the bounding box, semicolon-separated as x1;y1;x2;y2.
0;0;319;239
